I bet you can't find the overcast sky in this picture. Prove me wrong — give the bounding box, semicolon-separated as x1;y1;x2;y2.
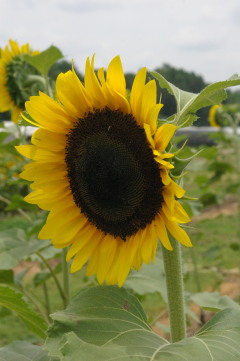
1;0;240;84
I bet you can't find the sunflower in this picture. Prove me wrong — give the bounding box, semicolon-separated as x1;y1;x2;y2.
208;104;221;127
16;56;192;286
0;39;40;123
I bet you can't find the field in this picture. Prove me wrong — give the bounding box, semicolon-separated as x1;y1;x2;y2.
0;131;239;346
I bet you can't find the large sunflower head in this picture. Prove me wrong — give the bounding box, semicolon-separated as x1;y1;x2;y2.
16;56;192;286
0;39;41;123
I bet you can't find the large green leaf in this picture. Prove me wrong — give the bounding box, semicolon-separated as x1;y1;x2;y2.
0;286;47;339
45;286;166;357
45;286;240;360
0;341;55;361
23;46;63;76
124;257;167;301
191;292;240;311
0;270;14;285
151;72;240;127
0;229;50;270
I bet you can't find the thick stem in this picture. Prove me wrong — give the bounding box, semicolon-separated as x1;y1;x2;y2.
161;239;186;342
62;248;70;308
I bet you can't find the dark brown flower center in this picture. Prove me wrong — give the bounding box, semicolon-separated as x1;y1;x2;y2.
65;107;163;240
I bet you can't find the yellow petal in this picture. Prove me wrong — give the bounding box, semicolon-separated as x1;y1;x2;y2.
67;225;102;261
156;213;173;251
16;145;64;162
96;235;118;284
155;157;174;169
84;57;106;108
25;92;73;133
31;128;66;151
160;169;171;185
168;180;185;198
20;161;66;181
117;243;131;287
86;248;99;277
56;70;91;118
162;213;192;247
173;201;191;223
127;232;141;264
38;202;80;239
146;104;163;135
97;67;105;85
130;67;146;117
143;123;155;148
163;187;175;211
136;80;157;127
52;216;88;247
104;249;121;285
140;224;157;264
70;233;102;273
106;56;126;98
154;124;177;152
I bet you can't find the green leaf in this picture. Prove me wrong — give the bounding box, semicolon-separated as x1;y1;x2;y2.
191;292;240;312
6;194;36;211
45;286;163;358
151;71;240;126
23;46;63;76
124;257;167;301
45;286;240;360
0;270;14;285
0;341;55;361
0;286;47;339
0;229;50;270
33;270;51;287
19;110;38;127
0;132;10;143
151;71;197;112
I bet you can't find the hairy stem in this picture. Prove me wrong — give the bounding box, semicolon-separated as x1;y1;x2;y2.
161;239;186;342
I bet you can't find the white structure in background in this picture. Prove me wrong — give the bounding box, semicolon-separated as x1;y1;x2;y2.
1;121;240;145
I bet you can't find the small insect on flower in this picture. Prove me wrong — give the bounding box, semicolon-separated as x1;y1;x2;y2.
16;55;192;286
0;39;41;123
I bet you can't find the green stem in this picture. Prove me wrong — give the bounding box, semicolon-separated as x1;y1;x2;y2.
62;248;70;308
232;123;240;237
20;287;50;325
36;252;67;306
161;239;186;342
42;283;51;322
44;74;53;98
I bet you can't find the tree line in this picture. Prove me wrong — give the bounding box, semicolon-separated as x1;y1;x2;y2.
1;60;239;126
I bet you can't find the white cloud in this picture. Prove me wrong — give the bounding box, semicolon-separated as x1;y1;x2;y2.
1;0;240;83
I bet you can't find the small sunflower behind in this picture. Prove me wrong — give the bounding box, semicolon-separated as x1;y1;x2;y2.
16;56;192;286
208;104;222;127
0;39;42;123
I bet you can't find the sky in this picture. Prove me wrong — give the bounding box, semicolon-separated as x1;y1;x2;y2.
1;0;240;84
